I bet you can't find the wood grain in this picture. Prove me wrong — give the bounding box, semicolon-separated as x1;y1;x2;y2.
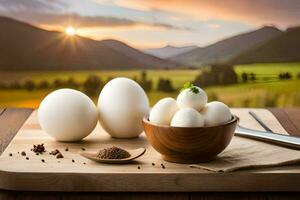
0;108;5;116
283;108;300;134
1;109;300;192
4;191;300;200
142;116;237;163
268;108;300;137
0;108;32;200
60;192;189;200
0;108;300;199
0;108;33;155
191;192;300;200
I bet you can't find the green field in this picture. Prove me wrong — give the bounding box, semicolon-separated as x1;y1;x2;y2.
0;69;200;89
0;63;299;108
235;63;300;76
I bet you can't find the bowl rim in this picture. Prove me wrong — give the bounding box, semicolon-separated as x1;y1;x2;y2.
143;115;239;129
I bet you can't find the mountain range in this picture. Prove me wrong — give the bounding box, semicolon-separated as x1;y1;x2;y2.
1;16;300;71
0;16;176;70
231;26;300;64
169;26;283;66
144;45;198;59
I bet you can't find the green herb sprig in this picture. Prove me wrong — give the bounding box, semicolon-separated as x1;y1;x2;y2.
181;82;199;94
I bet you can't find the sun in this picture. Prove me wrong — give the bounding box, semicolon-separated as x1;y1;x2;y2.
65;26;76;36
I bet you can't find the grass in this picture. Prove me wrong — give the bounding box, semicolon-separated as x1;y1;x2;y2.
0;63;299;108
0;69;200;89
234;63;300;76
1;79;299;108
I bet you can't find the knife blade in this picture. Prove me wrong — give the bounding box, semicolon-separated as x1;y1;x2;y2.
235;125;300;150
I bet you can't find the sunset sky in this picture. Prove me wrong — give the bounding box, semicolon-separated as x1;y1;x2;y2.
0;0;299;48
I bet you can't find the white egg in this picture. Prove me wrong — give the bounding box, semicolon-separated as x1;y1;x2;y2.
149;97;178;125
201;101;232;126
38;89;98;142
176;87;207;111
171;108;204;127
98;77;149;138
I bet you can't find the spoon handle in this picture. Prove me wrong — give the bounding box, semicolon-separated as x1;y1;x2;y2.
236;125;300;150
248;111;274;133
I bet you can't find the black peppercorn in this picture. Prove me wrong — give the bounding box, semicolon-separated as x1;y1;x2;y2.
32;144;46;153
50;149;59;155
56;153;64;159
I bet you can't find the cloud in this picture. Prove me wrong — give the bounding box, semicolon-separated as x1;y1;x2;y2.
0;0;67;12
113;0;300;27
207;24;220;29
0;0;192;30
0;10;190;30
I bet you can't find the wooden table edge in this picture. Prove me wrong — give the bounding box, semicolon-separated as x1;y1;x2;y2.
1;170;300;192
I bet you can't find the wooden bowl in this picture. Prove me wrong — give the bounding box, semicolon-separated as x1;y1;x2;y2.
142;115;238;164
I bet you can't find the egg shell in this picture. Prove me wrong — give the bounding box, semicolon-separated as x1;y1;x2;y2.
176;87;207;111
98;77;149;138
38;89;98;142
149;97;178;125
171;108;204;127
201;101;232;127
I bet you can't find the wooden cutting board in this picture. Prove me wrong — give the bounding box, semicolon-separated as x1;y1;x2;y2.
0;109;300;192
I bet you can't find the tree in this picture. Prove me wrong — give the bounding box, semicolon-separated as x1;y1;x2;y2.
83;75;104;97
23;80;35;91
65;77;79;89
38;80;50;89
53;79;64;88
193;64;238;87
157;78;174;92
138;71;152;92
0;82;7;89
279;72;292;80
9;81;21;89
250;73;256;81
241;72;248;83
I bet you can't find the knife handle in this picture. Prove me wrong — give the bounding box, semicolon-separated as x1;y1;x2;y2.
235;126;300;150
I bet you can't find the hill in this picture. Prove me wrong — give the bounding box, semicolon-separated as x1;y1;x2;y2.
231;26;300;64
0;16;176;70
170;26;283;66
144;45;198;59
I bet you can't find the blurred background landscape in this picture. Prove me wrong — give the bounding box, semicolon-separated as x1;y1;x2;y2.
0;0;299;108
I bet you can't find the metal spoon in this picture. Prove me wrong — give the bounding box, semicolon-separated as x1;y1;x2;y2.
80;148;146;164
235;125;300;150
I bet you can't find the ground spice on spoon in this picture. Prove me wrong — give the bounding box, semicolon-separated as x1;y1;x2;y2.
97;146;130;159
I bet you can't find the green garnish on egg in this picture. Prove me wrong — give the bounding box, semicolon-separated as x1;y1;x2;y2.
181;82;200;94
